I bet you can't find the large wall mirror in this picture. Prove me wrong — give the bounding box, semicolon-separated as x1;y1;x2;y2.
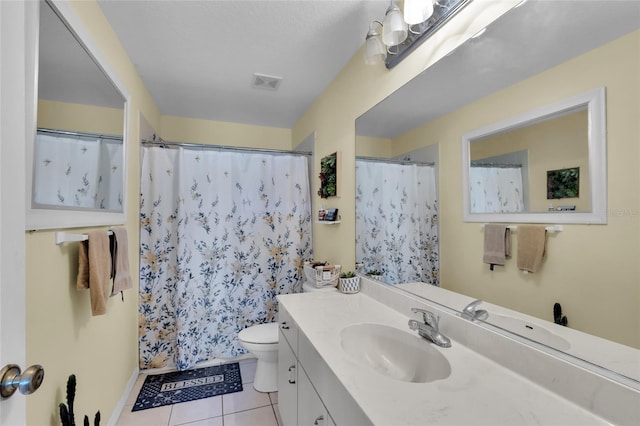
27;0;129;230
462;87;607;224
356;0;639;385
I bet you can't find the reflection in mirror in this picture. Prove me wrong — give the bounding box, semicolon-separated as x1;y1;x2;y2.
355;0;640;385
469;109;587;214
462;88;605;224
355;151;439;285
28;0;127;230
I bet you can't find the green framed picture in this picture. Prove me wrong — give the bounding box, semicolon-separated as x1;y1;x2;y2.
547;167;579;199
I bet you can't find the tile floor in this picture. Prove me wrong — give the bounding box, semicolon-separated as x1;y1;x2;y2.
117;358;282;426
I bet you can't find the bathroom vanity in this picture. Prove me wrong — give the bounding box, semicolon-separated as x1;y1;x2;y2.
277;278;639;425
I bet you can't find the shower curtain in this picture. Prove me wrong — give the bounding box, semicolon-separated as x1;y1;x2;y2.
33;133;123;210
469;166;524;213
355;160;439;285
139;146;312;370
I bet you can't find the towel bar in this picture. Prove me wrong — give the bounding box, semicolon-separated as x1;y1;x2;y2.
482;224;563;232
55;230;114;245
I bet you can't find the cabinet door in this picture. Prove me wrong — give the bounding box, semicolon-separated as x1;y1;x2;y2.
298;367;334;426
278;330;297;426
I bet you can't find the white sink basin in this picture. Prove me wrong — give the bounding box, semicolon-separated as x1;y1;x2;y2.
490;314;571;351
340;323;451;383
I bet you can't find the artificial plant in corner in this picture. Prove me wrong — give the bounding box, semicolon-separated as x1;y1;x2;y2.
59;374;100;426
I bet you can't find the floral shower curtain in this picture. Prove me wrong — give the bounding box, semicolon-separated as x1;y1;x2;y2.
469;166;524;213
33;133;123;210
139;146;312;370
355;160;439;286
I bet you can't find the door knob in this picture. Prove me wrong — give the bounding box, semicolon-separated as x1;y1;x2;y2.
0;364;45;398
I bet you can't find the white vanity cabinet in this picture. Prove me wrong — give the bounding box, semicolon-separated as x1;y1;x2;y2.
278;305;362;426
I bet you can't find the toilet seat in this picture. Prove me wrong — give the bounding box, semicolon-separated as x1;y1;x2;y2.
238;322;278;344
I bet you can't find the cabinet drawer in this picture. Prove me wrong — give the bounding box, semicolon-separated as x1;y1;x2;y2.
278;306;298;354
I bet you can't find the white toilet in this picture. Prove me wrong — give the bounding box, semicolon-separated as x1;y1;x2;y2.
238;283;336;392
238;322;279;392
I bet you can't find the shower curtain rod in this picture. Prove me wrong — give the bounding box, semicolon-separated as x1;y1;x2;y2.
38;127;123;142
470;163;523;168
356;156;435;166
141;139;312;157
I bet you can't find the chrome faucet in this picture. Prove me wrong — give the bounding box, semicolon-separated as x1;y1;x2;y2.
461;299;489;322
408;308;451;348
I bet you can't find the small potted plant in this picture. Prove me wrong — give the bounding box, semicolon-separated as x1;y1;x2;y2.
366;270;384;281
339;271;360;294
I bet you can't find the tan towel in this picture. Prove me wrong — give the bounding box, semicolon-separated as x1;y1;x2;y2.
110;227;132;296
483;224;511;270
76;230;111;316
517;225;547;273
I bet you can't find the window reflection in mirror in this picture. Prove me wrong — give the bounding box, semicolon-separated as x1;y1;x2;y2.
28;0;127;229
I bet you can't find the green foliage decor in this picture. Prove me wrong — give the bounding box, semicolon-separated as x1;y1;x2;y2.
340;271;356;279
318;154;337;198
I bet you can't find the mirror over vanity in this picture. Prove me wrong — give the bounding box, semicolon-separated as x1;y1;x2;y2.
27;0;130;230
355;0;639;385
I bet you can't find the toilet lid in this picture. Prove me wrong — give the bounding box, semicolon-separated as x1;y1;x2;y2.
238;322;279;344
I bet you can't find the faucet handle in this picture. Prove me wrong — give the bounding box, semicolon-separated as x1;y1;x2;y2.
462;299;489;321
411;308;439;327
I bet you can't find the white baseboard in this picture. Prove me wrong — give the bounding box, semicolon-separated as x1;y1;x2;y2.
106;366;140;426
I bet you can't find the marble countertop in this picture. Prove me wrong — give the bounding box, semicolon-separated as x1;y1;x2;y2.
278;291;608;425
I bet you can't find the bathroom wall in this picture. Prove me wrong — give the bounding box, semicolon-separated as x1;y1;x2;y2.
160;115;291;150
25;1;160;424
38;100;125;135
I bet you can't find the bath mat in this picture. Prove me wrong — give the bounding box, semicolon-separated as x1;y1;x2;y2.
132;362;242;411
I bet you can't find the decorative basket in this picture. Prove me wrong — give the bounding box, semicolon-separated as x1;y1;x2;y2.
303;263;341;288
339;276;361;294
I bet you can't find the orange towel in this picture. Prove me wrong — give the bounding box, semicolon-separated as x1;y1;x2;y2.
483;224;511;270
77;230;111;315
517;225;547;273
110;227;132;297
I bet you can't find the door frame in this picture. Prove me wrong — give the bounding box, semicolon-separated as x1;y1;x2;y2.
0;0;37;423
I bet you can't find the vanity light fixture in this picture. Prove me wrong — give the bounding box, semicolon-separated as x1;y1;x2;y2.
382;1;409;47
365;0;473;69
404;0;435;26
365;21;387;65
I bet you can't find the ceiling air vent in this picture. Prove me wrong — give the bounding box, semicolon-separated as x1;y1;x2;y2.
251;73;282;91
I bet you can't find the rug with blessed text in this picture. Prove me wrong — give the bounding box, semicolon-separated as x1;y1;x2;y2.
132;363;242;411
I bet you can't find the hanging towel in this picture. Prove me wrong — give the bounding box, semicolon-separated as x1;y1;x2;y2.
517;225;547;273
110;227;132;297
76;230;111;316
483;224;511;271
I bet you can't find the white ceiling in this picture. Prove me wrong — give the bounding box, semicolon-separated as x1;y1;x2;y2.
95;0;389;128
39;0;640;135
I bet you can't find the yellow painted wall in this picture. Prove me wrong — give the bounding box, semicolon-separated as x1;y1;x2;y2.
355;135;392;158
26;0;160;424
160;115;291;150
38;99;125;135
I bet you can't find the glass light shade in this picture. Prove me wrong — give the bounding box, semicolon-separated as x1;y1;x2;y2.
365;33;387;65
403;0;434;25
382;4;408;46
